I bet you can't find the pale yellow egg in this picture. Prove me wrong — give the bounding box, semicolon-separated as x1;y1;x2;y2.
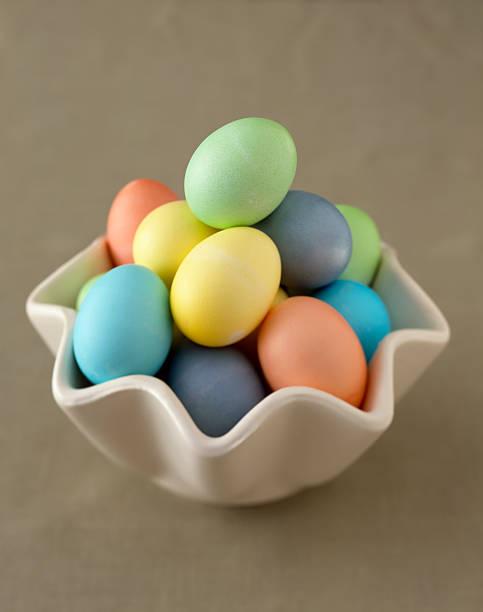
170;227;281;347
133;200;216;287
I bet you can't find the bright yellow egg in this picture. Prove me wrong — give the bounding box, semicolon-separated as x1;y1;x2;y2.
133;200;216;287
170;227;281;347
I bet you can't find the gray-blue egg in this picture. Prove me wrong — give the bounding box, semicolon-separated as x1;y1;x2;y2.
73;264;172;384
163;341;266;437
255;190;352;290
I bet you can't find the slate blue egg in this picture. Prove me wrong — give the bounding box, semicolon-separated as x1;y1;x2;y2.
313;279;391;362
255;190;352;290
73;265;172;384
164;341;266;437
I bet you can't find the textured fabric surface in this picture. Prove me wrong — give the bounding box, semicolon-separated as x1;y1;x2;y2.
2;1;482;610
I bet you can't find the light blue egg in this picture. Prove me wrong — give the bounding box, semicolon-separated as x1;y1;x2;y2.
255;190;352;290
313;280;391;362
163;341;266;437
73;264;172;384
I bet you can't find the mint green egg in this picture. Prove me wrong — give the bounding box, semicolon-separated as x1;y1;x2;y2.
76;274;104;310
184;118;297;228
336;204;381;285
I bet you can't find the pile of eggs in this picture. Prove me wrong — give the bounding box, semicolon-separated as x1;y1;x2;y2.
73;117;391;437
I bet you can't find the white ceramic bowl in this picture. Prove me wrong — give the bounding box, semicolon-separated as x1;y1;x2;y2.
26;237;449;505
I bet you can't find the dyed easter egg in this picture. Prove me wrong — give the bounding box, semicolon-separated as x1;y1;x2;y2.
75;273;104;310
257;296;367;407
313;280;391;362
106;178;178;265
255;191;352;290
73;265;172;384
336;204;381;285
133;200;217;287
272;287;289;306
238;287;289;361
164;341;266;437
184;118;297;228
170;227;281;347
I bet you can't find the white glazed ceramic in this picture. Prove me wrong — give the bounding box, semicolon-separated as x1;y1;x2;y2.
26;237;449;505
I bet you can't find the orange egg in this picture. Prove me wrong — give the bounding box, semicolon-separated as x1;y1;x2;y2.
257;296;367;407
106;178;178;265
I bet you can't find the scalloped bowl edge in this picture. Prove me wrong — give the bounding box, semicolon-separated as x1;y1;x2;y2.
26;237;450;505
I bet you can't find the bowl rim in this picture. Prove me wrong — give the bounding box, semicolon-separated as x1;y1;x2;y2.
26;236;451;459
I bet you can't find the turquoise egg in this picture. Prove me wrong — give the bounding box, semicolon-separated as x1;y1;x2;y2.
184;117;297;228
313;280;391;362
73;265;172;384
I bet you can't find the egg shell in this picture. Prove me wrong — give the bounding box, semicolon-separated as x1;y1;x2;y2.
257;296;367;408
336;204;381;285
106;178;178;265
73;265;172;384
170;227;281;347
313;280;391;362
163;341;266;437
272;287;290;307
237;287;289;362
184;117;297;228
75;273;104;310
255;190;352;290
132;200;217;287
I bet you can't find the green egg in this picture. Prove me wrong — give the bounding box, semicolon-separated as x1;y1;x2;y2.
76;274;104;310
336;204;381;285
184;117;297;229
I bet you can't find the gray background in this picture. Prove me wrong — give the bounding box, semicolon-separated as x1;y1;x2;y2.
2;1;482;610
